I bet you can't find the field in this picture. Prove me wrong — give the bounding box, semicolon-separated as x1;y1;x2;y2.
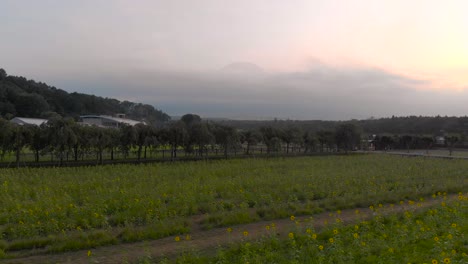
0;154;467;262
156;197;467;264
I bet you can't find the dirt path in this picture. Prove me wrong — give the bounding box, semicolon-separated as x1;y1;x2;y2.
4;195;458;264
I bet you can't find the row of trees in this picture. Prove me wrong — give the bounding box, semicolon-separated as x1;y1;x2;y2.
371;134;461;155
0;114;363;166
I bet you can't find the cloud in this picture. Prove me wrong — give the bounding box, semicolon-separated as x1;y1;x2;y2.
48;63;468;120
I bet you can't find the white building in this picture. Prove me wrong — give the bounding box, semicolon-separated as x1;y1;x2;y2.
10;117;48;126
80;115;144;128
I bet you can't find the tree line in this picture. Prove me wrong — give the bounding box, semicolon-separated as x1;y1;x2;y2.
217;116;468;136
0;68;170;125
0;114;363;166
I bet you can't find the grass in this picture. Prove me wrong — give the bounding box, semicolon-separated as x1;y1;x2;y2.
153;195;467;263
0;154;467;258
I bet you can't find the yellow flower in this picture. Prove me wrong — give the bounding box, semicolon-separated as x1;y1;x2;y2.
87;250;91;257
271;223;275;228
329;238;334;243
355;209;360;214
378;203;383;208
443;258;450;263
451;223;457;228
288;232;294;239
369;205;374;210
432;259;438;264
318;245;324;250
185;234;191;240
354;225;359;230
337;210;341;215
243;231;248;237
227;227;233;233
174;236;180;242
353;233;359;239
312;233;317;240
447;234;452;240
306;228;311;234
290;215;295;221
333;229;338;235
361;241;366;246
434;236;439;242
266;225;270;230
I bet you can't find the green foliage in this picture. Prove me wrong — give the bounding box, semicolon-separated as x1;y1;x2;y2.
0;155;467;258
335;123;361;152
0;68;169;123
166;198;467;263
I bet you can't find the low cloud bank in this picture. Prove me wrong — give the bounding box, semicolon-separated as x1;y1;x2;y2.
52;64;468;120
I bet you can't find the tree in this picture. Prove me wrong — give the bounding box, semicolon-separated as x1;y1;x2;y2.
281;127;303;153
375;135;394;151
0;118;13;160
14;93;50;117
119;124;136;159
190;123;213;157
335;123;361;153
89;127;112;164
0;68;6;80
180;114;202;127
213;124;239;158
180;114;202;155
134;124;153;160
11;124;33;166
240;129;262;155
400;135;413;153
303;131;317;153
317;130;335;152
29;124;48;162
106;127;121;160
161;121;188;160
259;126;282;153
421;136;433;154
46;117;77;165
446;135;459;156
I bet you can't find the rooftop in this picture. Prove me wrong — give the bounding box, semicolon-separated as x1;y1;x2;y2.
10;117;48;126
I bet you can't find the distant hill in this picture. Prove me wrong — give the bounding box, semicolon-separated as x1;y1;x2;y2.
0;68;170;125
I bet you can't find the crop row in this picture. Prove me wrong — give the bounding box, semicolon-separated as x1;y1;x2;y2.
154;196;467;263
0;155;467;256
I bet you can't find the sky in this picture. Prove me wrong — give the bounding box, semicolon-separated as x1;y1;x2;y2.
1;0;468;120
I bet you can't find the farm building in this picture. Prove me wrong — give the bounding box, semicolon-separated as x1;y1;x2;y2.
80;115;144;128
10;117;48;126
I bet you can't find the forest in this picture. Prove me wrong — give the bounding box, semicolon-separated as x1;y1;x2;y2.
0;69;170;125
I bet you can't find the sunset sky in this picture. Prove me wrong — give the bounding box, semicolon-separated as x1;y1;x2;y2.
1;0;467;120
